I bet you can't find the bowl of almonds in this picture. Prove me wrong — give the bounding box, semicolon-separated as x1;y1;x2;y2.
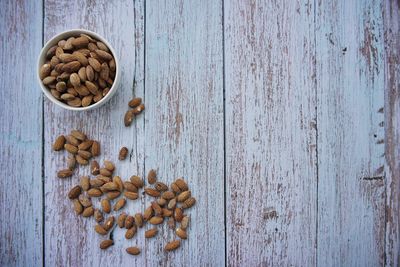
37;29;120;110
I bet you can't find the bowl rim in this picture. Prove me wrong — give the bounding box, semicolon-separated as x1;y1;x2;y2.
37;28;120;111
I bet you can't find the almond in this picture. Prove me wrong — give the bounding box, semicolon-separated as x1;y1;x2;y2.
168;198;177;210
82;206;94;217
123;181;138;192
76;155;88;165
70;130;86;141
68;185;81;199
101;182;118;192
73;199;83;214
62;61;81;73
128;97;142;108
78;140;92;150
78;195;92;207
60;93;75;101
91;141;100;157
177;191;191;202
101;199;111;213
95;49;113;61
86;65;95;81
88;188;103;197
147;169;157;184
117;212;127;228
94;224;107;235
106;191;120;200
149;216;163;225
174;208;183;222
88;57;101;72
50;56;60;68
58;53;76;63
94;209;104;223
55;81;67;92
124;110;135;126
155;182;168;192
104;160;115;171
134;213;143;228
63;37;75;50
90;160;100;175
39;64;51;79
73;51;88;66
67;98;82;107
74;85;90;96
125;216;134;229
133;104;145;115
113;176;124;191
168;217;175;229
182;197;196;209
100;239;113;250
162;208;173;217
125;227;137;239
145;228;158;238
162;191;175;200
176;228;187;239
57;169;72;178
72;36;89;48
124;191;138;200
144;188;160;197
93;93;103;102
78;67;87;82
85;81;99;95
77;150;91;160
52;135;65;151
65;135;80;146
118;147;128;160
175;178;188;191
165;240;180;251
181;216;190;230
100;168;112;177
55;46;64;57
82;95;93;107
46;45;57;59
90;178;104;188
109;58;116;71
113;198;126;211
130;176;144;188
67;155;76;170
103;216;115;231
126;246;140;255
151;201;162;215
143;206;153;221
170;182;181;193
157;198;167;206
51;89;61;100
100;62;109;80
96;41;109;52
43;76;56;85
88;42;98;51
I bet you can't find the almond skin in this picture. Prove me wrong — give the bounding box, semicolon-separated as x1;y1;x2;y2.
145;228;158;238
165;240;180;251
53;135;66;151
126;246;141;255
100;239;113;250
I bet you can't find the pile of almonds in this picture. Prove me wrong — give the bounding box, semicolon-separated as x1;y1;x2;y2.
124;97;145;127
40;33;116;107
53;130;100;178
52;131;196;255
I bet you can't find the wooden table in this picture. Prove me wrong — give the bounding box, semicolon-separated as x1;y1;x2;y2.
1;0;399;266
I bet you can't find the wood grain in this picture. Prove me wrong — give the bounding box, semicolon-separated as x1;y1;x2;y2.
316;1;386;266
144;0;225;266
0;0;43;266
224;1;318;266
43;0;145;266
383;0;400;266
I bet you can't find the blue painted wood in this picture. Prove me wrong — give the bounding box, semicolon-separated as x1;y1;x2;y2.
316;1;386;266
0;0;43;266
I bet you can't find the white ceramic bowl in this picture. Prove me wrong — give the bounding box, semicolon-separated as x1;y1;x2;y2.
37;29;120;111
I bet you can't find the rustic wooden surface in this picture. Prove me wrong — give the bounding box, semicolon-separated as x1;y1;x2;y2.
0;0;399;266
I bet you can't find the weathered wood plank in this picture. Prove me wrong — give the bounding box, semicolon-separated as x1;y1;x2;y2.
0;1;43;266
44;0;145;265
224;1;317;266
383;1;400;265
144;0;225;266
316;1;386;266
